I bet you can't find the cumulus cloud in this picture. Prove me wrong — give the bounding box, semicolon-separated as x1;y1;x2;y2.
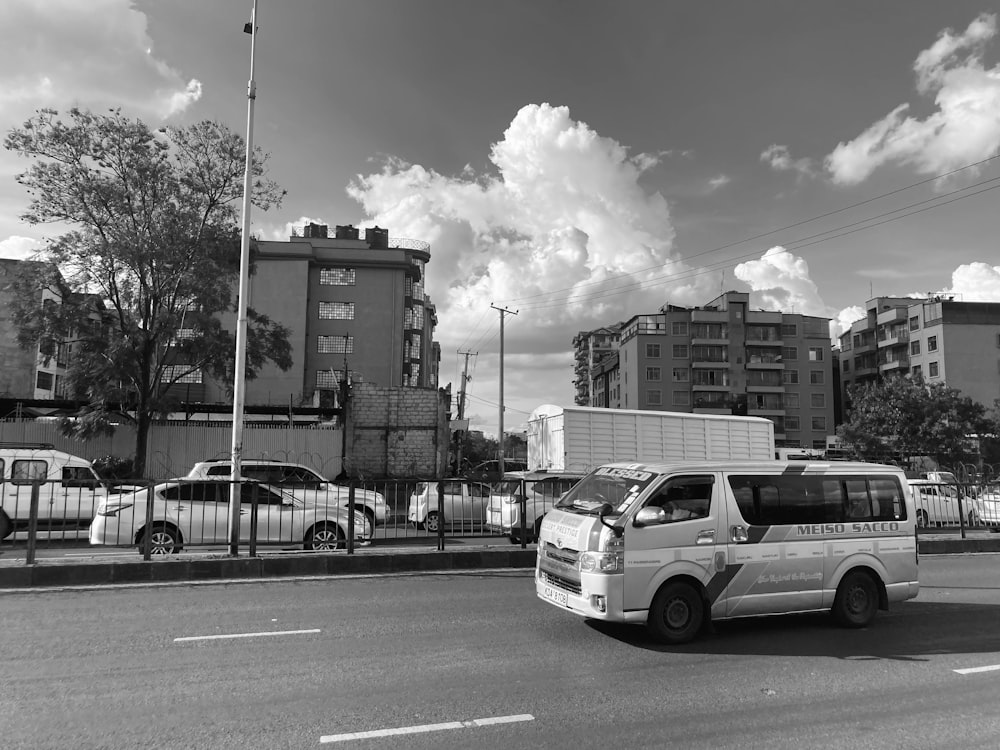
0;0;201;120
946;262;1000;300
826;13;1000;185
0;235;42;260
348;104;715;353
760;144;816;178
831;305;866;340
734;246;827;316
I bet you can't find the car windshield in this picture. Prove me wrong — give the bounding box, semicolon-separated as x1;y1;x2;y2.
555;466;660;516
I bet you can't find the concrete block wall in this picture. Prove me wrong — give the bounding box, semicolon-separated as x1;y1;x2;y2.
345;382;449;479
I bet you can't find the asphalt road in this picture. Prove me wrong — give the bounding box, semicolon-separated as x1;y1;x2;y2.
3;555;1000;749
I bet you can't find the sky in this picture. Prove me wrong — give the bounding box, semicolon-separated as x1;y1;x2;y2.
2;0;1000;439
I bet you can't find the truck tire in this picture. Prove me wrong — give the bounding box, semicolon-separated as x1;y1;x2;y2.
646;581;704;644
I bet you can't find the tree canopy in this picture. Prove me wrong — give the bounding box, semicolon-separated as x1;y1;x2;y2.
839;374;990;469
4;108;292;477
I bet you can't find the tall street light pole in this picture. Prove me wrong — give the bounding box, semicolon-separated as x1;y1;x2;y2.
229;0;258;556
490;304;517;476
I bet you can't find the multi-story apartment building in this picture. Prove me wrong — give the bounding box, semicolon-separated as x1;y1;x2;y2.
573;324;621;405
200;222;440;407
607;291;834;449
839;295;1000;411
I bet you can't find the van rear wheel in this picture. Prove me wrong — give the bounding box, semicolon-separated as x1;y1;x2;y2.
832;570;878;628
646;581;704;644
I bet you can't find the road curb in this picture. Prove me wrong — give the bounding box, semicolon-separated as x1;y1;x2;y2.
0;548;540;589
1;538;997;590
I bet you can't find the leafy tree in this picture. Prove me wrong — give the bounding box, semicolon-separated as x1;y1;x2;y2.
839;374;988;468
4;108;292;477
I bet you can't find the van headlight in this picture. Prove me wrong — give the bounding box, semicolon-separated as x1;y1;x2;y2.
579;551;623;574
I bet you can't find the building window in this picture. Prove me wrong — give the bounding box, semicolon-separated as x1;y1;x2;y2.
785;393;799;409
785;416;800;431
646;343;661;358
782;370;799;385
672;367;689;382
911;365;922;378
162;365;202;384
36;371;54;391
810;370;824;385
318;335;353;354
693;369;730;386
647;389;662;406
811;393;826;408
672;391;690;406
781;323;797;337
910;340;920;355
842;359;850;372
782;346;798;361
808;347;824;362
909;316;919;331
812;416;827;431
319;301;354;320
927;335;937;352
671;321;688;336
646;366;661;381
320;268;356;285
929;361;939;378
672;344;689;359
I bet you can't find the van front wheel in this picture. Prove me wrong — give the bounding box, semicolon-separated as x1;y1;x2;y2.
646;581;704;644
832;570;878;628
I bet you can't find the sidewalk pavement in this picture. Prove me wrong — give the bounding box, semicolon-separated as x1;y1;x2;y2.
0;532;997;591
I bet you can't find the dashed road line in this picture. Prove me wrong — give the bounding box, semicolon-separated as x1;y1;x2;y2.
319;714;535;743
174;628;321;642
954;664;1000;675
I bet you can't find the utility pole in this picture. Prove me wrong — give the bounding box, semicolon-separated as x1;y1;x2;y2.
490;304;518;476
455;350;475;473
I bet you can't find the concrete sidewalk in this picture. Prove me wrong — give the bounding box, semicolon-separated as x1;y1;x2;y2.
0;532;997;590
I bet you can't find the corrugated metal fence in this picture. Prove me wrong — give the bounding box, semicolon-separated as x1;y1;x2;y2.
0;420;343;480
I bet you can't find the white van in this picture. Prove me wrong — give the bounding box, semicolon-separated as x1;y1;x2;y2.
536;460;919;643
0;443;106;540
486;470;584;543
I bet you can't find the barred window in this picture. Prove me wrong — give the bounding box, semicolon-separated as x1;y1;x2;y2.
672;344;689;359
318;335;353;354
646;366;662;381
163;365;202;384
811;393;826;408
647;389;662;406
316;370;353;388
646;343;661;358
320;268;355;285
319;301;354;320
782;346;798;361
782;370;799;384
671;321;688;336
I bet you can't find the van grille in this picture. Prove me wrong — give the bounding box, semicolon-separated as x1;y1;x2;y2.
543;542;579;567
543;571;582;596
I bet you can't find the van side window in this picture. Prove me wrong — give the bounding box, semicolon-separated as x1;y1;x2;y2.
645;476;713;522
869;479;905;520
729;475;838;525
12;460;47;485
0;458;5;478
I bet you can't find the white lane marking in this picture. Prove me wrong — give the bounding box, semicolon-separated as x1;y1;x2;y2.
174;628;320;642
320;714;535;743
954;664;1000;675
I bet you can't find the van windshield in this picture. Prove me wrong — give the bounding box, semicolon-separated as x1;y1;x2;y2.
555;466;659;516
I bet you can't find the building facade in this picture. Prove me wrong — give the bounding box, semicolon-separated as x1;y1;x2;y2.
202;223;440;407
602;291;834;449
572;324;621;405
839;295;1000;410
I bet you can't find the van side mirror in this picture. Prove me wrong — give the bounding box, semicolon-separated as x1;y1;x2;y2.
597;503;623;538
634;506;668;527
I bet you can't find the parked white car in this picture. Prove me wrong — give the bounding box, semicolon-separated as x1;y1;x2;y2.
407;480;492;532
970;485;1000;530
186;460;387;526
0;444;107;540
90;479;371;555
486;471;583;543
908;479;979;527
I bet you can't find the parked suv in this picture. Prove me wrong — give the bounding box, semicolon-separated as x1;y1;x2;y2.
186;460;387;526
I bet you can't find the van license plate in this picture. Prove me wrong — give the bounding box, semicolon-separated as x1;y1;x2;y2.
543;586;568;607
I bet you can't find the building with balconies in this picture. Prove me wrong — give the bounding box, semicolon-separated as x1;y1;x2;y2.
573;324;622;405
839;295;1000;414
610;291;834;449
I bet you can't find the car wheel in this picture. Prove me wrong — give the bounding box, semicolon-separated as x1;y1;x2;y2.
917;510;928;528
646;581;704;644
424;512;441;533
305;521;345;551
141;523;182;555
363;508;377;529
832;570;879;628
0;511;11;540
